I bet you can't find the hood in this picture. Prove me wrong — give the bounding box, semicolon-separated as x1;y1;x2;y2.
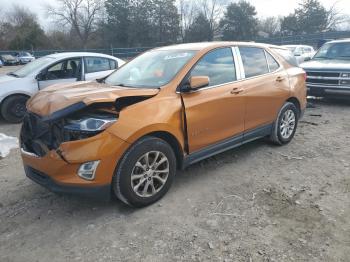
27;81;159;117
0;75;17;84
300;59;350;71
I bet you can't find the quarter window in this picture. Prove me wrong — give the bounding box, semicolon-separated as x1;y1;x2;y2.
190;48;236;87
266;52;280;72
239;47;269;78
85;57;117;73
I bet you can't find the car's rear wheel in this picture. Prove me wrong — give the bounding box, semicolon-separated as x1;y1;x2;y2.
269;102;299;145
1;95;29;123
113;136;176;207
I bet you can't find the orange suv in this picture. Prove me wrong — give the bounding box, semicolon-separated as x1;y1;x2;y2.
21;42;307;207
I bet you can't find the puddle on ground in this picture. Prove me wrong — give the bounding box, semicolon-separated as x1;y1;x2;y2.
0;133;18;158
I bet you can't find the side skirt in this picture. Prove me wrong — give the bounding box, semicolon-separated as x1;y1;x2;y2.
182;123;273;169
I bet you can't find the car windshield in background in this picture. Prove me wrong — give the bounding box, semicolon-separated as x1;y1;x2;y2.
13;57;55;78
314;42;350;60
286;46;297;52
105;50;197;88
272;48;299;66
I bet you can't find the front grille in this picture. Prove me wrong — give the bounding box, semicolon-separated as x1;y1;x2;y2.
305;71;350;86
306;71;340;78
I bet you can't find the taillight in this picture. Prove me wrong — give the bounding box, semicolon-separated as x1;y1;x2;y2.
303;72;307;81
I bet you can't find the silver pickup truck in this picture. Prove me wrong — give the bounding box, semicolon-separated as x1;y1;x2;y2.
300;39;350;98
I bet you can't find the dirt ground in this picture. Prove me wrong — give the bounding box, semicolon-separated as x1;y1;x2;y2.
0;65;349;261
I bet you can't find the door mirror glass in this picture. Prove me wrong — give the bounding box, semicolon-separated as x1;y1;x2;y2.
189;76;209;89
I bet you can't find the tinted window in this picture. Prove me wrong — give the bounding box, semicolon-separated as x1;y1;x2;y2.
239;47;269;78
190;48;236;87
272;48;299;66
266;52;280;72
85;57;113;73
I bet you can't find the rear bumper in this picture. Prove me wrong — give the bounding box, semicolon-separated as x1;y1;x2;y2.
24;165;111;201
307;84;350;97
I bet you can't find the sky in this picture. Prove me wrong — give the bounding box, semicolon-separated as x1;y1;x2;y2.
0;0;349;30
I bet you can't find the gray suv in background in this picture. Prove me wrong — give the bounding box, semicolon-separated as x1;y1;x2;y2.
300;39;350;98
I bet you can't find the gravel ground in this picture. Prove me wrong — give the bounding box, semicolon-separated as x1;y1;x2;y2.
0;65;349;261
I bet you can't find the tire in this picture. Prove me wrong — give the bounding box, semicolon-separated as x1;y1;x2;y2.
1;95;29;123
113;136;177;207
269;102;299;145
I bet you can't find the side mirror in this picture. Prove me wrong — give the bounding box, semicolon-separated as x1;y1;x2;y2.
35;72;45;81
189;76;209;90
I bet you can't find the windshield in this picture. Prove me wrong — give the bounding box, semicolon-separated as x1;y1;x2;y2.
105;50;197;88
314;42;350;60
285;46;297;52
13;57;55;78
19;52;31;57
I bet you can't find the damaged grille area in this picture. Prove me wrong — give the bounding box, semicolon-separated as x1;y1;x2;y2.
21;113;65;157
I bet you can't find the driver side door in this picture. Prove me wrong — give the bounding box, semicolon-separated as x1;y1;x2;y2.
38;58;82;89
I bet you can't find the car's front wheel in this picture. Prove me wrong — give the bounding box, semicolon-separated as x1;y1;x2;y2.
113;136;176;207
1;95;29;123
269;102;299;145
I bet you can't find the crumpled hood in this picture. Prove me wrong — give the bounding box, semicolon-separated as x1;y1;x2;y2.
0;75;17;84
27;81;159;117
300;59;350;71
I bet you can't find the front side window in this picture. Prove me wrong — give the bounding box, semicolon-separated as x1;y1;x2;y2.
190;48;236;87
239;47;269;78
105;50;197;88
44;58;81;80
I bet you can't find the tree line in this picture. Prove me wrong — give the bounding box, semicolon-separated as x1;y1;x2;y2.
0;0;349;51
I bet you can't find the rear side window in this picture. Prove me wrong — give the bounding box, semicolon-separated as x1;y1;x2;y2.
190;47;236;87
272;48;298;66
266;52;280;72
239;47;269;78
85;57;117;73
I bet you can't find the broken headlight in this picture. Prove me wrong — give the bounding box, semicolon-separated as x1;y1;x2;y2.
63;112;117;141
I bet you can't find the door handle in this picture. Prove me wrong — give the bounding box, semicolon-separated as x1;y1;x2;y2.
276;76;285;82
231;88;244;95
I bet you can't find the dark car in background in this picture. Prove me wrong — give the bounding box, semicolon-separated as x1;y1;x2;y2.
0;54;19;66
300;39;350;98
14;52;35;64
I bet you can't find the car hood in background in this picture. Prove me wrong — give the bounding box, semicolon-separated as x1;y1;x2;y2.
0;75;18;84
27;81;159;117
300;59;350;71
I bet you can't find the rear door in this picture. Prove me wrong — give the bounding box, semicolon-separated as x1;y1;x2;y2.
237;46;290;133
181;47;245;153
38;58;82;89
84;57;118;81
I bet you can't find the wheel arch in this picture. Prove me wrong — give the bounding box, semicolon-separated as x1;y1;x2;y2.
138;131;184;170
286;97;301;117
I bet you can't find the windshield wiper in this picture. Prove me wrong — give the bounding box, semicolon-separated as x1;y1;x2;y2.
7;72;19;78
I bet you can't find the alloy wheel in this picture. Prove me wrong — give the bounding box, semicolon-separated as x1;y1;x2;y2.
131;151;169;198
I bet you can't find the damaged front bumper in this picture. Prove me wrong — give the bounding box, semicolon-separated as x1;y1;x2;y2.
20;113;130;200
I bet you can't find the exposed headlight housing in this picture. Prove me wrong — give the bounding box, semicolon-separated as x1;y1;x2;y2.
63;112;117;141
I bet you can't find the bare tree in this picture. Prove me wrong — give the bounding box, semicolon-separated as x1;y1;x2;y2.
178;0;196;42
197;0;227;39
326;1;348;30
46;0;103;48
258;16;281;37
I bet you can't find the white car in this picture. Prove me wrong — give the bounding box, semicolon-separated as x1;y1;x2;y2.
14;52;36;64
282;45;316;64
0;52;125;123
